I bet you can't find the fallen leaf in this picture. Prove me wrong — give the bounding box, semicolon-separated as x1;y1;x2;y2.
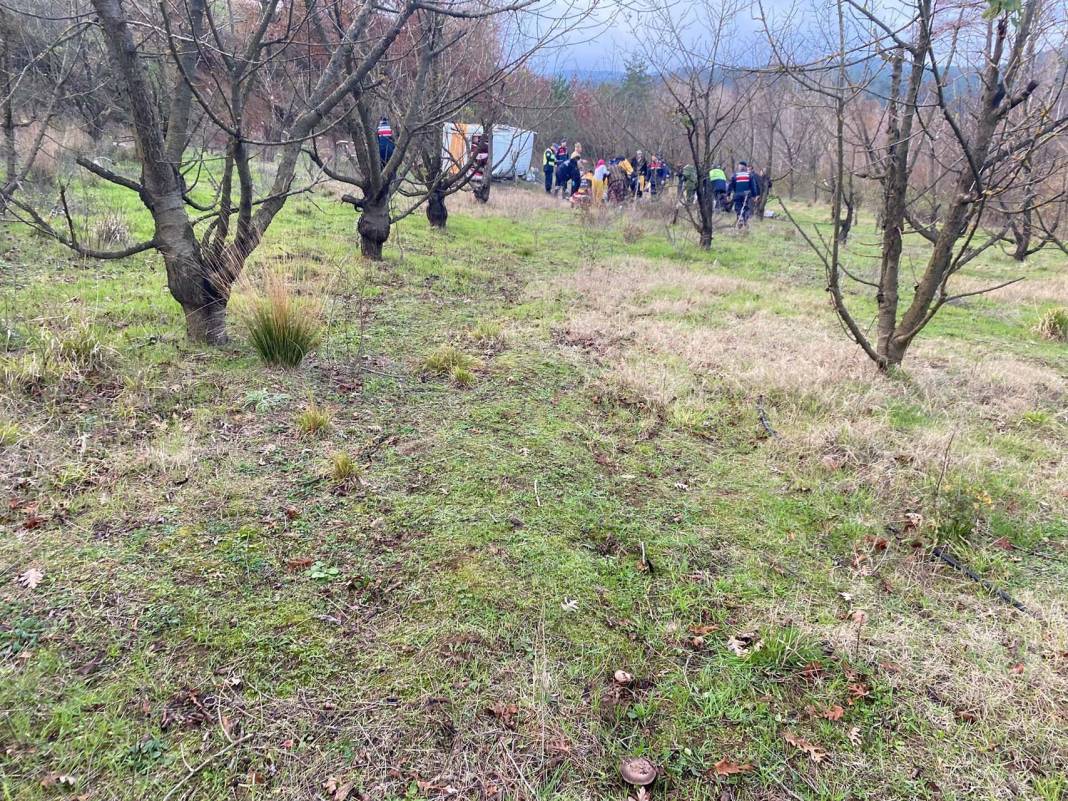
799;661;825;679
726;631;759;657
902;511;923;532
40;774;77;788
850;609;868;626
487;701;519;729
990;537;1015;551
322;776;354;801
954;709;978;723
847;682;871;703
285;557;313;571
690;623;719;636
784;731;827;763
711;757;754;776
822;705;845;721
1009;662;1025;675
847;726;861;746
17;567;44;590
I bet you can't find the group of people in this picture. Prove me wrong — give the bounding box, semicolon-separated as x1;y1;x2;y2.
542;142;673;202
542;140;768;225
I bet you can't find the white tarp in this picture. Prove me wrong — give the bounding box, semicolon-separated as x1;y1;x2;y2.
441;123;535;179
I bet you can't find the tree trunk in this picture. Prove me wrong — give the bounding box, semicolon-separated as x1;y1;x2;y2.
0;13;16;195
182;299;228;344
358;199;390;259
427;188;448;228
696;181;714;249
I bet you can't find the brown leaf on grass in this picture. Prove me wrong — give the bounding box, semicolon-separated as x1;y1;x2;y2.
322;776;354;801
784;731;828;763
726;632;759;657
487;701;519;729
17;567;44;590
850;609;868;626
1009;663;1025;675
799;661;825;679
23;511;46;530
822;705;845;721
902;511;923;532
847;726;861;746
690;623;719;636
711;757;754;776
990;537;1015;551
954;709;978;723
847;683;871;703
285;557;313;571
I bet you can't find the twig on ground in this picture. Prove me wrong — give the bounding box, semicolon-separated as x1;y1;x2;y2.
161;734;252;801
932;545;1033;616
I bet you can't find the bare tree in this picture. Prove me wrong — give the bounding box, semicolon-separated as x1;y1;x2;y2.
640;0;759;248
770;0;1068;368
7;0;525;343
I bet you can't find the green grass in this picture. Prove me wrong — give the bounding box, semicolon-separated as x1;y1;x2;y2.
0;183;1065;801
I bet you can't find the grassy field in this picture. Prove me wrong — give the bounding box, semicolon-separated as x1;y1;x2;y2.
1;179;1066;801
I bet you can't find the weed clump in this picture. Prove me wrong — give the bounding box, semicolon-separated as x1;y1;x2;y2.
0;420;19;446
423;344;480;377
89;213;130;250
1;321;114;395
329;451;359;483
469;319;503;347
296;399;330;436
449;364;476;387
1034;307;1068;342
237;273;323;367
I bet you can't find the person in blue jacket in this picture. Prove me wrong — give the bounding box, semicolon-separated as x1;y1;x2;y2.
729;160;760;222
376;117;395;166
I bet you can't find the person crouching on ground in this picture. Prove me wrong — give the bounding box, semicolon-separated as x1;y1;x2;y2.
570;161;593;208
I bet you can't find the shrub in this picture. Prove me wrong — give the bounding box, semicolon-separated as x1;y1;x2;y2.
295;399;330;436
422;344;479;376
329;451;359;483
1035;307;1068;342
237;273;323;367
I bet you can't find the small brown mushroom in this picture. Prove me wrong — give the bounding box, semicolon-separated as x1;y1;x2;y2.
620;756;657;787
613;670;634;686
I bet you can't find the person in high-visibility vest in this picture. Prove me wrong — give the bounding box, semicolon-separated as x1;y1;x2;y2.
708;165;728;210
543;144;557;193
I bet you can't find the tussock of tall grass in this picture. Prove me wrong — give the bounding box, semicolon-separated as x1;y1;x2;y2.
1035;307;1068;342
235;271;323;367
1;320;115;394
